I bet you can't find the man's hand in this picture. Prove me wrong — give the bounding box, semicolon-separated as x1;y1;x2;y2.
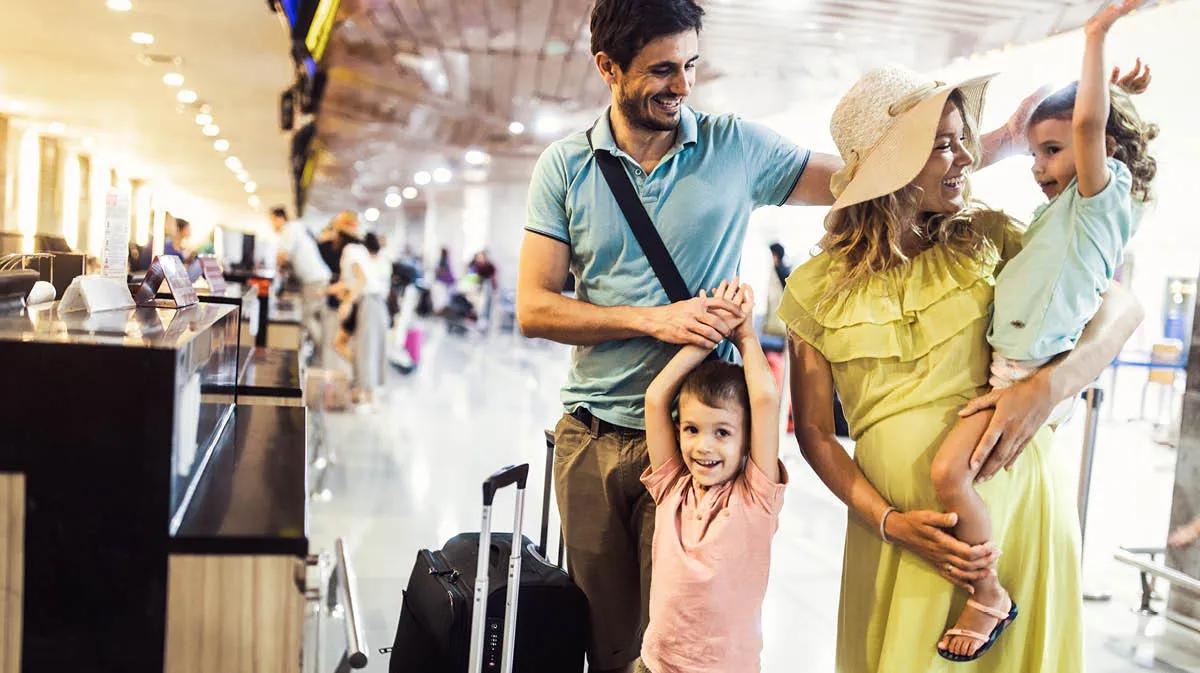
960;368;1057;482
644;294;742;349
1112;57;1152;94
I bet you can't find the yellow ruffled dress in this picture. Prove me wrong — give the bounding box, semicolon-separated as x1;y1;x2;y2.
777;213;1084;672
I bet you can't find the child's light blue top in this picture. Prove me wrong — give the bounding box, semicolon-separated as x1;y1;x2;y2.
989;158;1138;361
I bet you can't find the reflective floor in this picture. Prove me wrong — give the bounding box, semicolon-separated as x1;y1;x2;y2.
305;318;1200;672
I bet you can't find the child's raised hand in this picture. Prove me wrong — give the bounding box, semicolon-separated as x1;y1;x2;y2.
731;283;757;343
701;278;747;334
1111;57;1151;94
1086;0;1141;37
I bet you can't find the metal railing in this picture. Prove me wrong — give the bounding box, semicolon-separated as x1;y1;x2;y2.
324;537;369;671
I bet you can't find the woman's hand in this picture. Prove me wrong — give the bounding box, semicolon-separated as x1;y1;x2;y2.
885;510;999;592
960;368;1057;483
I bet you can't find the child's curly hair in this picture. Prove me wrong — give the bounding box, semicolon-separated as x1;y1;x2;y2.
1029;82;1159;203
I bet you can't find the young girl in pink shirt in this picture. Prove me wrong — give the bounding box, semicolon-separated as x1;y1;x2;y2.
637;279;787;673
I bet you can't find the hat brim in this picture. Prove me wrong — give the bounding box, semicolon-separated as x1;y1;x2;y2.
830;73;996;212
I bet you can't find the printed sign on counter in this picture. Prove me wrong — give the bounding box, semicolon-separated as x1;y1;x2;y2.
101;189;132;281
198;255;228;294
133;255;199;308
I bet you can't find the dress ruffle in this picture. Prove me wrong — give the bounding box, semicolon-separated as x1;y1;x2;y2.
776;211;1020;364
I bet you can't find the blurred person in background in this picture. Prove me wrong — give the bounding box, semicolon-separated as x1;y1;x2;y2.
271;206;332;363
331;232;389;406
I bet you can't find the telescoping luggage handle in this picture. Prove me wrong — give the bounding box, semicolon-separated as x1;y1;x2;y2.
470;463;530;673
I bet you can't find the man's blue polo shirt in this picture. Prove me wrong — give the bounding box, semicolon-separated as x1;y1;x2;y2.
525;105;811;429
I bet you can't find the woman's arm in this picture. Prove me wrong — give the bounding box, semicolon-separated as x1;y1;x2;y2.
964;282;1144;481
789;333;997;589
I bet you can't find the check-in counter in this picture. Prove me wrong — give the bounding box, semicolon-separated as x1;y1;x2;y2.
0;301;309;673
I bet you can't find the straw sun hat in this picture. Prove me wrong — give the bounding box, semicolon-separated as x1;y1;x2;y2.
829;64;996;212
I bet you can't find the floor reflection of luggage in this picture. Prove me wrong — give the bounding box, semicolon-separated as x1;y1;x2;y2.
386;438;587;673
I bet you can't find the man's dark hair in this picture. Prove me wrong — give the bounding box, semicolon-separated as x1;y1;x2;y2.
590;0;704;71
679;360;749;417
364;232;381;255
270;206;289;220
769;243;785;260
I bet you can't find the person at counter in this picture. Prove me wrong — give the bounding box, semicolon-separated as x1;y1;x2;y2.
164;217;196;264
271;206;333;364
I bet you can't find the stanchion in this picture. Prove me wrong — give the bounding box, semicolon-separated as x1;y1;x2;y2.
1078;386;1113;602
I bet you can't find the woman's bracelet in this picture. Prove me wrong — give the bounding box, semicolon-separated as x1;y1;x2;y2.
879;506;898;543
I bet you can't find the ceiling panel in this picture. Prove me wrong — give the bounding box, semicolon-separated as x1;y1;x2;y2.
308;0;1113;213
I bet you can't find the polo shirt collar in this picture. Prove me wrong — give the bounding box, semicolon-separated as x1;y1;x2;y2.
589;105;699;158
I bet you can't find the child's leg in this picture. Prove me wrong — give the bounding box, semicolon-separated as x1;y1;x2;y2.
930;411;1014;658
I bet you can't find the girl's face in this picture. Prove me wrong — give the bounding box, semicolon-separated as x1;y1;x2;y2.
910;101;975;215
1029;118;1078;201
677;394;747;492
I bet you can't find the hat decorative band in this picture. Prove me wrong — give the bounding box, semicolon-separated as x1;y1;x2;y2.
887;81;946;117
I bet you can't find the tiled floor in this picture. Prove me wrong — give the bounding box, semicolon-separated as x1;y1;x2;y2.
304;318;1200;672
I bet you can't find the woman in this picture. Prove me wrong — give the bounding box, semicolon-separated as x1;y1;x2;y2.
780;65;1142;672
333;232;389;406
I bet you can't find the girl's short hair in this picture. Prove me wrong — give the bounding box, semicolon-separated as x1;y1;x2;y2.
680;360;750;416
1028;82;1159;203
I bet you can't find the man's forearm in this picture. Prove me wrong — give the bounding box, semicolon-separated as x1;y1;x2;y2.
518;289;651;346
1045;284;1144;402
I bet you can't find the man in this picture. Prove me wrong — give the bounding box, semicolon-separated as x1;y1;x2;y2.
516;1;840;670
271;206;333;362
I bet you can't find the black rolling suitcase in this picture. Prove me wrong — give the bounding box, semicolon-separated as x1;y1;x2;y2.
387;435;587;672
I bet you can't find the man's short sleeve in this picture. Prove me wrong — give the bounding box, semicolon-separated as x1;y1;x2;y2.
737;119;811;208
525;144;571;244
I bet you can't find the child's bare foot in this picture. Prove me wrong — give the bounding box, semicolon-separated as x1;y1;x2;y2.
938;579;1014;659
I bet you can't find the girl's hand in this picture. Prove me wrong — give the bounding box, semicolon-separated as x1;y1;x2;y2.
1111;57;1152;94
886;510;999;592
1086;0;1142;38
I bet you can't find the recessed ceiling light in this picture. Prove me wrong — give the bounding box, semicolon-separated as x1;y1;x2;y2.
106;0;133;10
82;137;96;151
131;32;155;45
509;121;525;135
413;171;431;186
465;149;489;165
244;182;257;193
364;208;380;222
385;193;403;208
202;124;220;137
224;156;242;171
194;113;212;126
47;122;67;134
213;139;229;152
433;168;452;184
176;89;197;104
248;195;261;208
402;187;418;200
163;73;184;87
236;171;249;183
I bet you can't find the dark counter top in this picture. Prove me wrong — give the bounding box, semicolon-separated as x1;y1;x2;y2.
172;404;308;556
0;302;238;350
158;282;255;306
238;347;302;398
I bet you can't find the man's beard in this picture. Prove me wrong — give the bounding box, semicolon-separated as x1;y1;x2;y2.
617;85;680;132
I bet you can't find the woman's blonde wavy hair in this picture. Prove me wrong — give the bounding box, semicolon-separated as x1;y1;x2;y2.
819;91;997;302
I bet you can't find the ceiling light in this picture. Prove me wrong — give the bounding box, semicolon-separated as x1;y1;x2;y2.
236;171;249;182
385;193;403;208
464;149;489;165
433;168;452;184
131;32;155;45
47;122;66;134
413;171;431;186
535;115;562;135
248;195;261;208
509;121;525;135
213;139;229;152
106;0;133;10
176;89;197;104
202;124;220;137
163;73;184;87
224;156;242;171
364;208;380;222
402;187;418;200
82;137;96;151
194;113;212;125
244;182;257;193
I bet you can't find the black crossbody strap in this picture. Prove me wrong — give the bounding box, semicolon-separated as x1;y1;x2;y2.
587;128;692;303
